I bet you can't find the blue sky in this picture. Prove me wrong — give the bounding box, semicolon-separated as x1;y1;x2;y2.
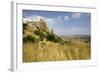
23;10;91;36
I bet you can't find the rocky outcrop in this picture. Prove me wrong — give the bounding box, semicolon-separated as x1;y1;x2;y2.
23;18;49;37
23;18;66;44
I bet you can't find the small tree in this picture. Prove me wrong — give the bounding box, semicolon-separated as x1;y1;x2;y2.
47;34;55;41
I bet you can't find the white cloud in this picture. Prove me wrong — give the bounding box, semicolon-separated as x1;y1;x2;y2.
84;13;90;17
45;17;59;30
23;15;62;23
64;16;69;20
23;15;45;21
46;18;55;26
23;14;90;35
45;16;64;30
72;13;82;18
23;15;67;25
23;15;70;31
45;16;63;25
58;16;61;19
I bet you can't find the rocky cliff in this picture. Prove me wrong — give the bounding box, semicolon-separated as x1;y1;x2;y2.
23;18;66;44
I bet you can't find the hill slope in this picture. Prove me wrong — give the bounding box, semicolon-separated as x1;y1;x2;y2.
23;18;67;45
23;18;91;62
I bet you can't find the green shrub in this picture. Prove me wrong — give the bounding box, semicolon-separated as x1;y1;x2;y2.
47;34;55;41
23;23;28;34
23;37;28;43
23;35;36;43
34;30;47;41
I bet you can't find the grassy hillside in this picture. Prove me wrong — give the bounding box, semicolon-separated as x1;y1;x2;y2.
22;19;91;62
23;38;90;62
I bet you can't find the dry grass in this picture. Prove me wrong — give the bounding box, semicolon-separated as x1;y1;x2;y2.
23;38;91;62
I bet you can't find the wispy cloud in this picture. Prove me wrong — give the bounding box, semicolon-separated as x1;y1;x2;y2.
45;16;63;30
72;13;82;18
64;15;70;20
23;15;69;24
23;10;91;35
23;15;64;30
23;15;45;21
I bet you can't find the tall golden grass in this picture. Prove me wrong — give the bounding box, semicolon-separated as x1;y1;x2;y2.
23;38;90;62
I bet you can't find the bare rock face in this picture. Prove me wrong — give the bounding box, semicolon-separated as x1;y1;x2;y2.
38;18;49;30
23;18;49;37
23;21;36;36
